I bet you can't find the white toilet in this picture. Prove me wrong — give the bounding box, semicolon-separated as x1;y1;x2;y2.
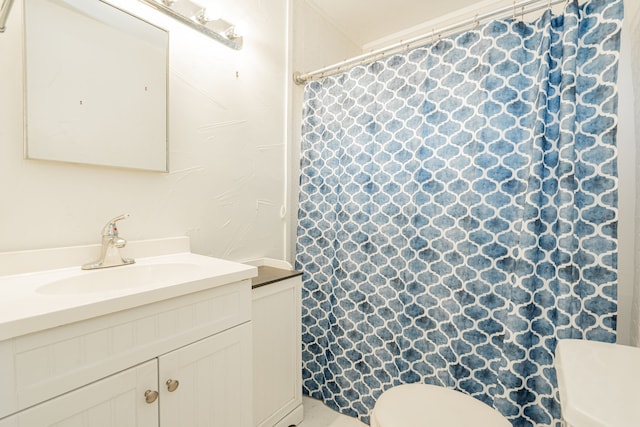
370;384;510;427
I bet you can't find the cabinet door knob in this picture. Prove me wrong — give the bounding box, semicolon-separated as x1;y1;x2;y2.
166;379;180;392
144;390;159;404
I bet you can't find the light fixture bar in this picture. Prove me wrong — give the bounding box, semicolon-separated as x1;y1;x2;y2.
138;0;243;50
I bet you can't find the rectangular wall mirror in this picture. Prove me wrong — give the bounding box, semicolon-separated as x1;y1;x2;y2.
24;0;169;172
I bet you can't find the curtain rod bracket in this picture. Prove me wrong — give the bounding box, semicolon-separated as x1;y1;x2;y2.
293;71;308;86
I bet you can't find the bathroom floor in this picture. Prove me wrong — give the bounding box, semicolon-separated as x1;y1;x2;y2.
298;397;367;427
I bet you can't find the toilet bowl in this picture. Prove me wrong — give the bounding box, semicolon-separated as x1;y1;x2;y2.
370;384;510;427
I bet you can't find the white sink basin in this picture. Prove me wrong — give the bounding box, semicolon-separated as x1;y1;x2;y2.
37;262;202;294
0;246;257;341
555;339;640;427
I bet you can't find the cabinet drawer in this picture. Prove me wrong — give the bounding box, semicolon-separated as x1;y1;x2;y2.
0;280;251;419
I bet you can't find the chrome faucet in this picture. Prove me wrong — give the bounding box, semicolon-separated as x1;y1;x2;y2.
82;214;135;270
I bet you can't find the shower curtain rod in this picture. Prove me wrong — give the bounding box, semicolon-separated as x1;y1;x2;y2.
293;0;568;85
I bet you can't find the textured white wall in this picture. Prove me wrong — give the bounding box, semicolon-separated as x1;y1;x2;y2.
0;0;288;262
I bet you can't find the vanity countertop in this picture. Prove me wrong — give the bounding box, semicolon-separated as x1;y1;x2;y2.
0;250;256;341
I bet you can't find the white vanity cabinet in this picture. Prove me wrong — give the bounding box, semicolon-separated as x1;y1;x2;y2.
0;321;252;427
0;276;254;427
250;263;303;427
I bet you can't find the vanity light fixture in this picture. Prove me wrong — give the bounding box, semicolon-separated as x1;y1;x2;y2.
138;0;243;50
0;0;15;32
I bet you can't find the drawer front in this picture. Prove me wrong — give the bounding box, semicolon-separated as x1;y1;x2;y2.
0;280;251;419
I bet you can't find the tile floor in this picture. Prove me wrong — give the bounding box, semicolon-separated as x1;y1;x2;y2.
297;396;367;427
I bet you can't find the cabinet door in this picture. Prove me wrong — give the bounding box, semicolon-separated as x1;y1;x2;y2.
159;323;252;427
8;360;158;427
252;277;302;427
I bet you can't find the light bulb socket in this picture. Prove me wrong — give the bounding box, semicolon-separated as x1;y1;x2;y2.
142;0;243;50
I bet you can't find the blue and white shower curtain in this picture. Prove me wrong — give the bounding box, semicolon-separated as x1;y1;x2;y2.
296;0;623;426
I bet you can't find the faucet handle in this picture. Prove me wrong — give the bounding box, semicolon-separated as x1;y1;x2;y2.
101;214;130;237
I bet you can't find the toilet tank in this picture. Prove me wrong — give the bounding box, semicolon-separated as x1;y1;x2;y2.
555;339;640;427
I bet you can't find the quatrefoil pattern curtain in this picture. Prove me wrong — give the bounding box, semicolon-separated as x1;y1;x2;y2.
295;0;623;425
